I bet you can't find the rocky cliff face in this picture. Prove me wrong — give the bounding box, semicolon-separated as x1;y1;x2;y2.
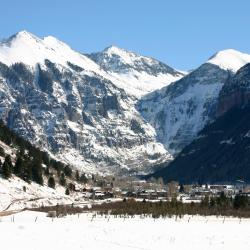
87;46;185;97
150;105;250;184
150;63;250;183
138;63;231;155
217;63;250;116
1;31;250;177
138;50;250;155
0;31;174;175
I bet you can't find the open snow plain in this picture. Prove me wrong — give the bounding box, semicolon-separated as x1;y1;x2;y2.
0;211;250;250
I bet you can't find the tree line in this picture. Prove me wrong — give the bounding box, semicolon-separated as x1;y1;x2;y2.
91;193;250;218
0;120;88;193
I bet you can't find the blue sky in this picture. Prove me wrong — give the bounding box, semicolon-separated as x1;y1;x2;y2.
1;0;250;70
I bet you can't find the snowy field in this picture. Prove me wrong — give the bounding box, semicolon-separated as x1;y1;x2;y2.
0;211;250;250
0;176;77;211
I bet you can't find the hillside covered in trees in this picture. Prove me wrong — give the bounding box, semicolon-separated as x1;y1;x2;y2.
0;120;87;191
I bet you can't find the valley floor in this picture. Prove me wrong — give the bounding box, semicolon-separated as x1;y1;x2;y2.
0;211;250;250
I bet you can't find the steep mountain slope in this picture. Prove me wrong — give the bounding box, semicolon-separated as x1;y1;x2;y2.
217;62;250;116
138;49;250;155
0;120;77;211
150;106;250;184
150;64;250;183
88;46;185;97
0;31;171;175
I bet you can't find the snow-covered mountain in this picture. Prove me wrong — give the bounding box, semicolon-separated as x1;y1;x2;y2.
0;31;100;71
2;30;250;176
0;31;173;175
151;63;250;183
88;45;185;97
138;49;250;155
207;49;250;72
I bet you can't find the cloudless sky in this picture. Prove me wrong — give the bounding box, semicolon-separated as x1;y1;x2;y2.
1;0;250;70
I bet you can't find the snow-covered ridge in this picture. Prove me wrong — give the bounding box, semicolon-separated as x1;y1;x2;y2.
1;30;250;175
207;49;250;72
138;48;250;154
0;31;185;98
138;61;231;155
103;45;160;67
88;45;185;97
0;30;100;72
0;31;174;174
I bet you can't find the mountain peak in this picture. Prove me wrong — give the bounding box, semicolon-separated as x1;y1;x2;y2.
16;30;34;37
103;45;126;53
3;30;41;46
102;45;137;62
207;49;250;72
88;46;184;97
0;30;100;72
11;30;40;40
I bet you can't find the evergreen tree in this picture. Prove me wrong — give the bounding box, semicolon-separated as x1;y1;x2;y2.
64;165;72;177
22;161;32;183
16;146;25;158
80;173;88;184
209;197;216;207
14;155;24;177
201;195;209;207
32;157;44;185
0;146;5;157
75;170;80;181
42;152;50;166
179;184;185;193
65;188;70;195
59;172;66;186
216;191;230;208
48;176;55;189
234;194;249;209
2;155;13;179
68;182;75;191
